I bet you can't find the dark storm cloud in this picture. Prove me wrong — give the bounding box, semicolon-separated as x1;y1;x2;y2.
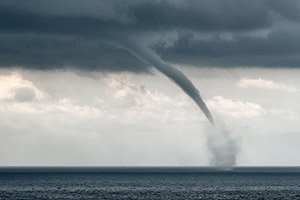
0;34;147;72
0;0;300;71
0;0;273;32
158;26;300;68
265;0;300;23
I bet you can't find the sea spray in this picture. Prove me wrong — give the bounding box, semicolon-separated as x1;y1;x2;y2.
206;123;239;168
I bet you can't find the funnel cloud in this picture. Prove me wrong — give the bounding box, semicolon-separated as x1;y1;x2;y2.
117;40;241;167
117;39;242;168
119;40;214;126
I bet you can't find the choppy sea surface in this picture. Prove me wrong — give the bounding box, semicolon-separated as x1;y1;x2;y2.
0;167;300;199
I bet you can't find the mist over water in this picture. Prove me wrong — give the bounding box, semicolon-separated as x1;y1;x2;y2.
206;123;239;168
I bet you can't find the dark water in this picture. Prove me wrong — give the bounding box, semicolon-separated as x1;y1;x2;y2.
0;167;300;199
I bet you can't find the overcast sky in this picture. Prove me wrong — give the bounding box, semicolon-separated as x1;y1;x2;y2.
0;0;300;166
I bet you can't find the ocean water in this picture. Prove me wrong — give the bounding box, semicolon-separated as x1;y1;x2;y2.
0;167;300;199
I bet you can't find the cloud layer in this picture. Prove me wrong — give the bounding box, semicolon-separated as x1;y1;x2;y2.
0;68;299;165
237;78;297;92
1;0;300;71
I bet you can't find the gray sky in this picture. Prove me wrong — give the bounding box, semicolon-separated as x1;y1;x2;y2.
0;68;299;166
1;0;300;70
0;0;300;166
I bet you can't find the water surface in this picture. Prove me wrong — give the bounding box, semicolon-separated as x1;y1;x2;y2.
0;167;300;199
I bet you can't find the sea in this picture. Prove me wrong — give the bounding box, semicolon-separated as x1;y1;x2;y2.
0;167;300;199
